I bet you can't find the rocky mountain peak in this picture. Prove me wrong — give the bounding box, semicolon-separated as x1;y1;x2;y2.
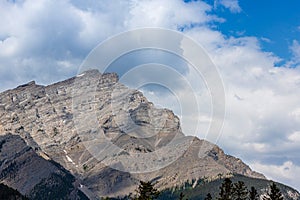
0;70;297;199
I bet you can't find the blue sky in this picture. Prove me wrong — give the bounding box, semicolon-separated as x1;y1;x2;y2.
0;0;300;192
212;0;300;64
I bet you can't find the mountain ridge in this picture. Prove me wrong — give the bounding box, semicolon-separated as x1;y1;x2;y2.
0;69;298;199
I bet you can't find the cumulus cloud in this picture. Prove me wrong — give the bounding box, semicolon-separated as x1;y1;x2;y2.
127;0;216;28
0;0;217;91
252;161;300;190
201;31;300;163
214;0;242;13
290;40;300;65
0;0;299;191
0;0;87;90
288;131;300;142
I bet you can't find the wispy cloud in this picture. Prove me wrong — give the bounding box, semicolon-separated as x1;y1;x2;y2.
214;0;242;13
290;40;300;65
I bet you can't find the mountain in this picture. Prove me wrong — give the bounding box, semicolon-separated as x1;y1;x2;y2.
0;133;88;200
0;69;299;199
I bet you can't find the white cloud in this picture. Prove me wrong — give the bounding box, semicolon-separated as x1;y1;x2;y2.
203;35;300;167
251;161;300;190
290;40;300;65
0;0;87;90
127;0;215;28
288;131;300;143
0;0;217;91
215;0;242;13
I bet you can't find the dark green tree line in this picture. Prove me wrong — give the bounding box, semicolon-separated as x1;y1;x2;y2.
210;178;283;200
218;178;233;200
232;181;248;200
263;182;283;200
135;181;159;200
249;186;259;200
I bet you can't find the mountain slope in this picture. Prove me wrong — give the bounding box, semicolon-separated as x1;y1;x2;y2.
159;174;299;200
0;134;88;199
0;69;298;198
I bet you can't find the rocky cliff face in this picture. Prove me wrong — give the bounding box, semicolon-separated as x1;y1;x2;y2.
0;134;88;199
0;69;296;198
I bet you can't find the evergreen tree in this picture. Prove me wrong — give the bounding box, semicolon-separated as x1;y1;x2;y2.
249;187;259;200
263;182;283;200
218;178;233;200
233;181;248;200
179;192;185;200
204;193;212;200
136;181;159;200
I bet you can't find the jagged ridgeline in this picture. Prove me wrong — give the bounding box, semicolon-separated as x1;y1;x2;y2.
0;70;299;199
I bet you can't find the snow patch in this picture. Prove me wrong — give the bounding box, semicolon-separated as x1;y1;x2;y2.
66;155;75;165
64;149;76;165
76;73;85;77
192;179;198;188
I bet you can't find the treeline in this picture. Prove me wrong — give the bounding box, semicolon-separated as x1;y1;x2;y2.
104;181;160;200
104;178;284;200
204;178;283;200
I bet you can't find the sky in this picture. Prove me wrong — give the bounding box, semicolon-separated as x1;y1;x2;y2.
1;0;300;191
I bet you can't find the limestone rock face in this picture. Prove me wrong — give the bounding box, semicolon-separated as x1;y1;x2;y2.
0;70;268;197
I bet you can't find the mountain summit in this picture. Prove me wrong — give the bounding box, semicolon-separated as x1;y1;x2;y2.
0;70;298;199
